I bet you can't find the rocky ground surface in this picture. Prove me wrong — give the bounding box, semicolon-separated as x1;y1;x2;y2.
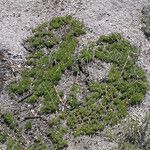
0;0;150;150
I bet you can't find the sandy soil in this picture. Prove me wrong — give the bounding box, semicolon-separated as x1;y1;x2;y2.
0;0;150;149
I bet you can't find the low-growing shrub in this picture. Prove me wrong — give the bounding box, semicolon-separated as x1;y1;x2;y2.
0;131;7;143
7;138;22;150
118;113;150;150
6;16;147;150
2;113;16;129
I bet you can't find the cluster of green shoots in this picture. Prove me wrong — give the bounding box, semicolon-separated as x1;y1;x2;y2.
8;15;85;114
5;16;147;150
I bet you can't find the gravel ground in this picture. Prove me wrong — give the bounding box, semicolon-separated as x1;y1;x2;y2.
0;0;150;149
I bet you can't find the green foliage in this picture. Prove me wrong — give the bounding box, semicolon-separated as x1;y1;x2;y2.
67;33;147;136
8;15;85;115
70;19;86;36
66;84;81;108
95;39;137;67
40;101;58;114
48;116;68;150
27;139;48;150
7;15;147;150
26;95;37;104
7;138;22;150
25;121;32;130
0;131;7;143
66;115;77;129
2;113;16;129
79;42;96;64
80;48;93;64
67;96;79;108
50;17;64;29
48;117;60;127
2;113;20;136
97;33;121;44
27;31;58;49
49;130;68;150
118;114;150;150
8;76;31;96
39;82;60;114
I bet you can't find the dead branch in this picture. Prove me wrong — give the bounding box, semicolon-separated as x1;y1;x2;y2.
23;116;48;123
54;85;63;103
120;53;130;76
18;92;33;103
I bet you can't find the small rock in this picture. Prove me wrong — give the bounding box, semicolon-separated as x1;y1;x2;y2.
31;109;35;114
17;13;21;17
